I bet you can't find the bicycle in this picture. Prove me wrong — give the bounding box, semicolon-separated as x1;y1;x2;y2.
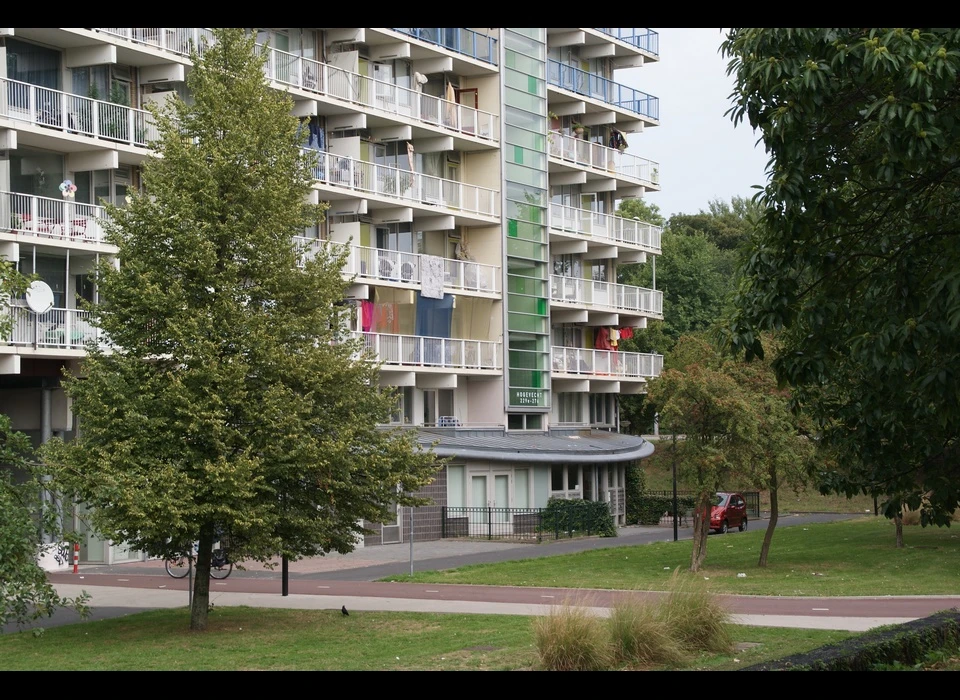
164;541;232;580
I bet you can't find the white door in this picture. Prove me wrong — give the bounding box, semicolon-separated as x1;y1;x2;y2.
468;471;512;535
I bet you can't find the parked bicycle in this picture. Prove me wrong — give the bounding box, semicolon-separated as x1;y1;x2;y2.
164;540;232;580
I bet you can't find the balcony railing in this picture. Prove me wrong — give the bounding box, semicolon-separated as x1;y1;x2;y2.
550;203;661;253
391;28;498;66
255;44;498;142
2;192;110;245
93;28;214;58
354;331;501;370
6;306;100;349
547;60;659;121
293;239;501;294
551;346;663;379
1;78;159;148
308;152;499;217
548;131;659;186
551;275;663;316
593;28;659;56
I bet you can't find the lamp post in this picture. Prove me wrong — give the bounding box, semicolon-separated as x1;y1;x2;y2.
672;427;679;542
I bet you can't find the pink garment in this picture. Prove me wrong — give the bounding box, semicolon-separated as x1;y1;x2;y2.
361;300;373;332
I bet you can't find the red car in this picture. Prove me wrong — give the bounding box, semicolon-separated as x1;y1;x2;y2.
710;492;748;534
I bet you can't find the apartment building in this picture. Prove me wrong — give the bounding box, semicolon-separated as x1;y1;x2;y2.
0;28;664;562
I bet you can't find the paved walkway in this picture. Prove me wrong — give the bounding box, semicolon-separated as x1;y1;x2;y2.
14;513;958;635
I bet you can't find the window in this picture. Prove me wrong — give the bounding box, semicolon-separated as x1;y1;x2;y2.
556;393;583;424
507;413;543;430
389;386;414;425
423;388;455;426
553;254;581;278
590;394;616;427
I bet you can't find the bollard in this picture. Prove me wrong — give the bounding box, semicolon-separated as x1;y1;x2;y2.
73;542;80;573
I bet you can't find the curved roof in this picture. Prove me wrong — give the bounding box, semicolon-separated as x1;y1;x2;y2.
416;429;655;464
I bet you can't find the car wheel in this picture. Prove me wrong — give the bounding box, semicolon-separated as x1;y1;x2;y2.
739;517;747;532
720;521;728;534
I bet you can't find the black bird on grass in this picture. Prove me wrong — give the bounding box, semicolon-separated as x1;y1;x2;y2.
342;605;349;617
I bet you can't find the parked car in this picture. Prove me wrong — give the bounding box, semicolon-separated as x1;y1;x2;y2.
711;492;748;534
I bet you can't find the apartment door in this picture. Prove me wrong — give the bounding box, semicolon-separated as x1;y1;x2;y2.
580;192;596;236
467;470;512;535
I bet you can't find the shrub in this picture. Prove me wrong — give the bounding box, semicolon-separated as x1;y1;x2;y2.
608;596;687;668
541;497;617;538
632;494;697;526
657;569;733;654
533;601;613;671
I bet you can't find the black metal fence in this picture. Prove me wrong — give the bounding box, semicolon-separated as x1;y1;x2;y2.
645;490;762;523
442;506;545;542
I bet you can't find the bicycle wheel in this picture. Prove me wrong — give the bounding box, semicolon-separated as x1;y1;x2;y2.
210;561;232;579
165;556;191;579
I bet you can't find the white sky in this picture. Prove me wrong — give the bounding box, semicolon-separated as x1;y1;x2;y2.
615;28;771;219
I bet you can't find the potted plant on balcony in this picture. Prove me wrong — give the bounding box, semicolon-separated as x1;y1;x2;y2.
572;122;585;136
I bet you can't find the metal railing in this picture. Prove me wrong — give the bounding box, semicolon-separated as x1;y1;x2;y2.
309;151;499;217
551;346;663;379
1;191;110;245
353;331;501;370
93;28;214;57
550;202;662;253
6;306;100;349
391;28;498;66
547;59;659;121
549;131;659;186
257;43;498;142
593;28;659;56
550;275;663;317
1;78;159;147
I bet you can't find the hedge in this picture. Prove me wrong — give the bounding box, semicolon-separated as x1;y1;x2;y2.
541;497;617;538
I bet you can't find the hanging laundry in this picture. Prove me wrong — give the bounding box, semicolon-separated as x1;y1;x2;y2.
361;299;373;332
595;327;613;351
619;326;634;340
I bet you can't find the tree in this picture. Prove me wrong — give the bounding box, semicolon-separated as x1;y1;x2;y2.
728;337;815;567
645;336;759;572
616;197;666;229
719;28;960;526
0;260;89;632
44;28;440;631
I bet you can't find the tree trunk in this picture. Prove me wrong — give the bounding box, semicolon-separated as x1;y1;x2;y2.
190;523;215;631
689;492;711;573
758;468;778;567
895;512;904;548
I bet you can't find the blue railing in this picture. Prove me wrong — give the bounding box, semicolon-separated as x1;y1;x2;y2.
392;28;498;66
594;28;659;56
547;60;659;121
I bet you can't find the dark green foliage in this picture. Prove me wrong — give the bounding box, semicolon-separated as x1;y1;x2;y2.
740;608;960;671
630;494;697;526
719;28;960;523
541;497;617;538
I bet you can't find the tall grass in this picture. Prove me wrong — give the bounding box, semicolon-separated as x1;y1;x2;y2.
657;569;733;654
608;596;687;668
532;599;612;671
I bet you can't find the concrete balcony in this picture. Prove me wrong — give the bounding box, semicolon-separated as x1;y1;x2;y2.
1;78;158;153
1;192;113;248
592;28;659;57
547;59;658;122
353;331;501;371
551;345;663;379
93;27;214;58
256;44;498;145
549;202;661;256
294;239;500;296
308;151;499;220
388;28;498;66
548;131;659;190
551;274;663;319
5;305;101;352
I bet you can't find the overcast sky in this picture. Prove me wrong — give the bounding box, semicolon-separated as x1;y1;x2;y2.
615;28;771;219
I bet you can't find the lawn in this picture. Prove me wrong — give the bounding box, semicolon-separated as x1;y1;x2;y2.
381;517;960;596
0;606;856;671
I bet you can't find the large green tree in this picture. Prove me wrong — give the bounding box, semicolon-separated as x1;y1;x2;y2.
45;28;439;631
0;260;89;632
719;28;960;525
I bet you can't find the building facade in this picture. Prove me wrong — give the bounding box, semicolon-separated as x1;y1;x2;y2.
0;28;663;562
